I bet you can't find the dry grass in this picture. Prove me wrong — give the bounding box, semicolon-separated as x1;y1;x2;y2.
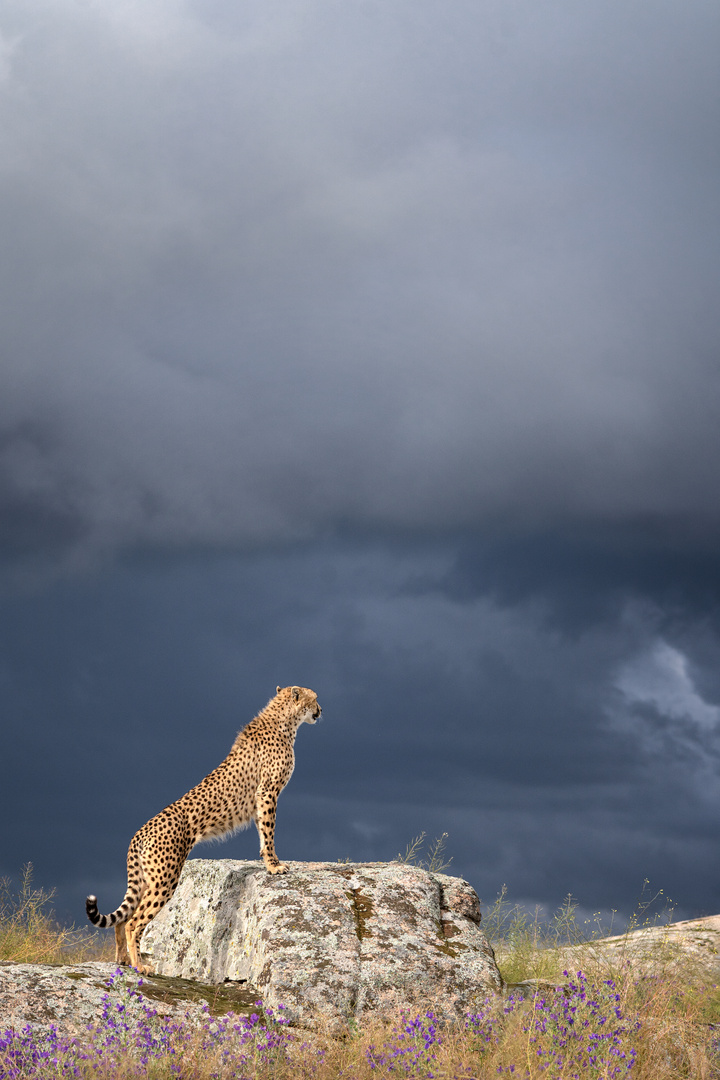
1;869;719;1077
281;938;720;1079
480;881;678;983
4;975;718;1079
394;831;454;874
478;884;720;1078
0;864;113;964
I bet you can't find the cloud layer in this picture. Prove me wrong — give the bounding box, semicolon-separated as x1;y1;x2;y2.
1;1;719;929
1;0;718;567
3;543;720;923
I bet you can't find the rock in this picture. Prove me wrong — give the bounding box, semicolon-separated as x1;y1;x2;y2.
561;914;720;977
0;961;261;1035
496;914;720;996
140;859;503;1026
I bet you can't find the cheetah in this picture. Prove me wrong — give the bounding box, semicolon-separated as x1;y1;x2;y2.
86;685;321;973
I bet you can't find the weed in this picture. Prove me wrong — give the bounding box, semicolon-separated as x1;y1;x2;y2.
394;831;453;874
0;865;112;964
481;881;678;987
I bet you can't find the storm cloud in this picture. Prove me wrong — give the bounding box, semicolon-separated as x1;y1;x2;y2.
1;0;718;565
1;0;719;927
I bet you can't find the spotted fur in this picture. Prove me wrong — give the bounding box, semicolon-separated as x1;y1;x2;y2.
86;685;321;973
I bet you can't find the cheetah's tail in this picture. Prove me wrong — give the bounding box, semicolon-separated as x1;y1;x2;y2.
86;887;141;928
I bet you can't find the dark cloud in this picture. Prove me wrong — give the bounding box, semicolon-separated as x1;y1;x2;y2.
2;544;720;927
0;1;719;934
442;528;720;633
0;0;718;567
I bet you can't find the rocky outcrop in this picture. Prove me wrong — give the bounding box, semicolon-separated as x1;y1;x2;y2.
140;859;503;1026
0;962;260;1035
6;902;720;1035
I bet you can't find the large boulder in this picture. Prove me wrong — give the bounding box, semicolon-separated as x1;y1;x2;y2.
140;859;503;1026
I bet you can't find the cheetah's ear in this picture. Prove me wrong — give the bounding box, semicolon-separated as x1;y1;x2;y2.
277;685;282;695
292;687;300;701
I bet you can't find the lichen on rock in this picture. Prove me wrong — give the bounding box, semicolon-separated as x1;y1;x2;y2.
0;962;260;1035
140;859;503;1027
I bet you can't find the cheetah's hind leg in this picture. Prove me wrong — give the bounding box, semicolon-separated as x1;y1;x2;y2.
124;860;187;975
114;922;132;965
124;900;160;976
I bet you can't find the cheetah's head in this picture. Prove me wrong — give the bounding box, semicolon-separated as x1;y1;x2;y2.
276;685;322;724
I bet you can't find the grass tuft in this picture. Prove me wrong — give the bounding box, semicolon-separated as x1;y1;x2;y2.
480;880;677;986
394;831;453;874
0;864;112;964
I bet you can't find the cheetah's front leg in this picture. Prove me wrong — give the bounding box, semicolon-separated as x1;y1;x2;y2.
255;786;287;874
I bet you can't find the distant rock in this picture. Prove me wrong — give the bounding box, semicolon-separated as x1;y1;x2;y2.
562;914;720;976
140;859;503;1026
499;914;720;998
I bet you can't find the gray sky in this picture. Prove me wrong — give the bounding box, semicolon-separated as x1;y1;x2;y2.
1;0;719;929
